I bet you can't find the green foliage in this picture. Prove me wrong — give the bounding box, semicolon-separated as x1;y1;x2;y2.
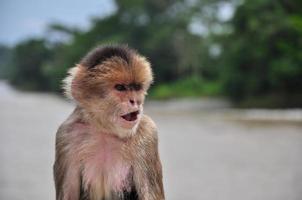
1;0;302;107
9;39;53;90
0;45;12;79
150;76;222;99
219;0;302;107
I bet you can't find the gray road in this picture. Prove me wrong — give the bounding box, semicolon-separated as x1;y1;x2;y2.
1;82;302;200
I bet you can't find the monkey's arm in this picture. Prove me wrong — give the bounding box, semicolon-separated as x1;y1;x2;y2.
53;112;82;200
133;116;165;200
54;125;68;199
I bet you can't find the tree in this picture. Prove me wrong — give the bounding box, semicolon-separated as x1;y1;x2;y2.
9;39;53;90
0;45;12;79
220;0;302;107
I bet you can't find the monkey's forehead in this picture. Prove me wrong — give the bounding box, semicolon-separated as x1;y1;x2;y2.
92;58;152;86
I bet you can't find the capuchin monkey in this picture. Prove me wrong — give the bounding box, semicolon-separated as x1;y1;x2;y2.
53;45;164;200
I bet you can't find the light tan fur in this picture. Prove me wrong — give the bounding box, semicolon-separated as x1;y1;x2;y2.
54;45;164;200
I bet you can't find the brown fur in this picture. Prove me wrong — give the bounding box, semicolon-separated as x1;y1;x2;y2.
54;45;164;200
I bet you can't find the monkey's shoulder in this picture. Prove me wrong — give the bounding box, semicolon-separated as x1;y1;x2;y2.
56;108;87;138
136;114;158;141
139;114;157;132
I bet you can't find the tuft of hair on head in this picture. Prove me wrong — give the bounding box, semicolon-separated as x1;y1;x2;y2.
80;44;136;69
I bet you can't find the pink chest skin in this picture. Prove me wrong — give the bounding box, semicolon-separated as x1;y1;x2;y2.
71;123;132;194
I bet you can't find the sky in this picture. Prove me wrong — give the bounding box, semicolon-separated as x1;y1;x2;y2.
0;0;116;46
0;0;235;46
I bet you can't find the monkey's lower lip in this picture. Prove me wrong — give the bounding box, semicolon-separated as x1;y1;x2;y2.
121;111;139;122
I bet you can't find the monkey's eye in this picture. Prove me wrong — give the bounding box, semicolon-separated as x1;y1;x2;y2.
133;84;142;91
115;84;127;91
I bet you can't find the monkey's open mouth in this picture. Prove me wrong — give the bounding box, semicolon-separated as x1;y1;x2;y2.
121;111;139;122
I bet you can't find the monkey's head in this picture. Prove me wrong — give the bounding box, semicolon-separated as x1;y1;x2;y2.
64;45;153;137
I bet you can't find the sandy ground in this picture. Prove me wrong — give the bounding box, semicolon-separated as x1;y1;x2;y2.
0;81;302;200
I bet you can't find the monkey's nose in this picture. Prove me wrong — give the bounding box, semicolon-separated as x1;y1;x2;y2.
129;99;135;105
129;99;141;107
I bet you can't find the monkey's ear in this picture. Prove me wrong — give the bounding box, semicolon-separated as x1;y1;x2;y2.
80;45;133;69
62;66;80;100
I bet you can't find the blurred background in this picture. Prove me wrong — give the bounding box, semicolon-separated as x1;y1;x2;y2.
0;0;302;199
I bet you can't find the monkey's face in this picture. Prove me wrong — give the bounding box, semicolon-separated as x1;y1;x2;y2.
107;82;145;130
68;53;153;136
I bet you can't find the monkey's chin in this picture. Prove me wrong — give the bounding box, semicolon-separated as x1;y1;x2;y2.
113;117;139;138
119;119;138;129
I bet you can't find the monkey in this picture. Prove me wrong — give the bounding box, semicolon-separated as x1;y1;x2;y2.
53;45;165;200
